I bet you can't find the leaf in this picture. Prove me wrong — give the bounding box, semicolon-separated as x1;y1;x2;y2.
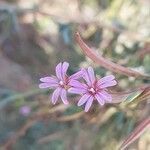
75;32;150;79
126;86;150;105
109;86;150;104
125;91;143;103
119;117;150;150
110;91;133;103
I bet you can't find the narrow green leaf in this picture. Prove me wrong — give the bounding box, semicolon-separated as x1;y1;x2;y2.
125;91;142;103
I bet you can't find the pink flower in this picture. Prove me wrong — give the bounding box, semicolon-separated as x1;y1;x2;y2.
68;67;117;112
39;62;83;105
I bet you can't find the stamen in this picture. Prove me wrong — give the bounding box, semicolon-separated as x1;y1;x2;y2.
59;81;64;86
89;88;95;94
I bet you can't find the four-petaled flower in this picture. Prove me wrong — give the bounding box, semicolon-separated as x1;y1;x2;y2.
68;67;117;112
39;62;83;105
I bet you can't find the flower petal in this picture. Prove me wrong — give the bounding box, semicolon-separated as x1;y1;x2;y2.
40;76;58;83
83;69;91;86
83;67;95;86
69;80;87;89
84;96;94;112
51;88;61;104
95;93;105;105
77;94;91;106
88;67;95;83
62;62;69;79
55;62;63;80
100;90;112;102
100;80;117;88
68;87;86;94
97;75;115;86
39;83;58;89
60;89;69;105
69;69;84;80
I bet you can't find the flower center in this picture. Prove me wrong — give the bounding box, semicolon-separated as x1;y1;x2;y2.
59;80;69;90
88;87;96;94
59;80;64;86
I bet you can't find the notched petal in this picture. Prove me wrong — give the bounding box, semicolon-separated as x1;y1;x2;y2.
100;91;112;102
97;75;115;85
51;88;61;104
83;68;92;86
88;67;95;84
40;76;58;83
77;94;91;106
69;80;87;89
56;62;63;80
39;83;51;88
100;80;117;88
60;89;69;105
95;94;105;105
68;87;86;94
62;62;69;79
69;69;84;80
84;97;94;112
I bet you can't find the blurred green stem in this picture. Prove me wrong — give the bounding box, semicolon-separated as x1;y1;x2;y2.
0;88;48;110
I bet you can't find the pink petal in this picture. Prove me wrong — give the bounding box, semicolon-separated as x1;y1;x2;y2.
100;90;112;102
100;80;117;88
83;67;95;86
51;88;61;104
88;67;95;83
84;96;94;112
68;87;86;94
55;62;63;80
95;93;105;105
69;69;84;80
62;62;69;79
97;75;115;85
69;80;87;89
40;76;58;83
77;94;91;106
39;83;58;89
60;89;69;105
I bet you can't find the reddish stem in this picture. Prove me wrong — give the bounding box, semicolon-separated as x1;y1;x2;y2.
120;117;150;150
75;32;149;78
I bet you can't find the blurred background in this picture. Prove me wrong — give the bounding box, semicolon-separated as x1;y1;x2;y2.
0;0;150;150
